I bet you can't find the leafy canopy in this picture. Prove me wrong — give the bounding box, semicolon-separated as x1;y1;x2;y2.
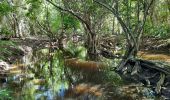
0;1;13;16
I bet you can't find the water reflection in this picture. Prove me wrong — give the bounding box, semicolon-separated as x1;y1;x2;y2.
0;46;159;100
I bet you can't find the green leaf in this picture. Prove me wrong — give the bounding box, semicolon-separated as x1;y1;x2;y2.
63;14;80;29
0;1;13;16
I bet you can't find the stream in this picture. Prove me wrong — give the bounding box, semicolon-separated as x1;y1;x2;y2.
0;41;169;100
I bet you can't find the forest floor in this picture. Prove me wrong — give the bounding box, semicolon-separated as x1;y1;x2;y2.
138;37;170;63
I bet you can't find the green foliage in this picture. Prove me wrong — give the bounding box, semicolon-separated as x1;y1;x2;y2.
66;41;87;59
0;1;13;16
0;27;13;37
63;14;80;29
144;21;170;38
143;0;170;39
32;49;65;80
50;12;62;32
0;40;15;60
104;70;123;85
26;0;42;20
26;0;42;11
0;89;12;100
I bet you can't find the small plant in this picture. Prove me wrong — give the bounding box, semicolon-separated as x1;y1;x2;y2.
0;89;13;100
0;27;13;39
0;40;22;64
0;1;13;16
144;22;170;39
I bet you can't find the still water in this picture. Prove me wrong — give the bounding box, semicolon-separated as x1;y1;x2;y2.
0;47;158;100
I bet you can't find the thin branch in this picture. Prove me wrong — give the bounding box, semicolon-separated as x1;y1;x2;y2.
134;0;155;37
94;0;136;45
46;0;93;34
35;19;53;37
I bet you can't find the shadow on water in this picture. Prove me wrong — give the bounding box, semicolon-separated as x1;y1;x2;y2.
0;46;161;100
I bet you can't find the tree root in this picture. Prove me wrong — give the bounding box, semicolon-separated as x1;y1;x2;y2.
117;58;170;98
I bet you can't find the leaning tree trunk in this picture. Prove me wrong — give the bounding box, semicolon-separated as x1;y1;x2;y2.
117;38;139;71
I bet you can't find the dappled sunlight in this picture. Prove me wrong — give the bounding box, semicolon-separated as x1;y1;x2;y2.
64;83;105;99
0;0;170;99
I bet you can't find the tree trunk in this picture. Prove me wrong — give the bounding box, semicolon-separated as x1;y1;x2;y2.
117;40;139;71
87;33;98;61
12;14;21;38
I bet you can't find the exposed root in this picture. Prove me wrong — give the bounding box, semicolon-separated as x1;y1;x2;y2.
117;58;170;98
